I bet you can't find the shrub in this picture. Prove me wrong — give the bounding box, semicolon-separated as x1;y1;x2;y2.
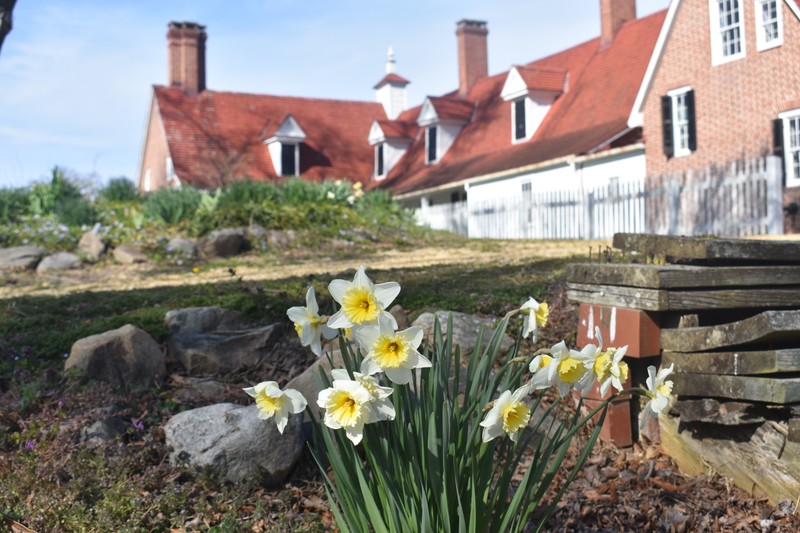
98;177;140;203
216;180;279;210
0;187;30;223
28;168;82;216
54;197;98;227
143;187;202;225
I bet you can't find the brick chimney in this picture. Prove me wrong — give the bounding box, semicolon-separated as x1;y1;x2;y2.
167;21;206;93
600;0;637;46
456;19;488;97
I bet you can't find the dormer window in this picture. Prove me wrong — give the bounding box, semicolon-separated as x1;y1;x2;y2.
426;126;438;164
755;0;783;51
281;143;299;176
501;66;565;144
368;119;413;179
513;99;526;141
375;143;385;176
710;0;746;65
262;114;306;177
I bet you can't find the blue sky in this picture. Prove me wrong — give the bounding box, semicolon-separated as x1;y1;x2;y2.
0;0;669;189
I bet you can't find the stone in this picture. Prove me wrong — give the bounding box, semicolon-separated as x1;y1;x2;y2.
171;375;232;404
82;416;127;443
78;231;106;262
36;252;82;273
167;237;197;258
412;310;515;358
389;304;410;330
285;349;345;412
198;228;246;258
165;307;281;375
265;229;296;248
64;324;165;390
163;403;304;486
0;246;48;270
112;244;147;264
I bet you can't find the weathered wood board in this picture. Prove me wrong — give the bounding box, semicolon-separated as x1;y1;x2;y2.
663;348;800;375
672;398;766;425
660;310;800;352
567;283;800;311
673;372;800;403
612;233;800;263
660;414;800;505
566;263;800;289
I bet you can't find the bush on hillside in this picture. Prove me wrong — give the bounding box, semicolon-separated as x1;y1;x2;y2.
0;187;30;224
99;177;140;203
143;187;202;225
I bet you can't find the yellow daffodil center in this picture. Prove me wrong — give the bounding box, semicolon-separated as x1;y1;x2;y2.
539;355;553;367
293;322;303;338
342;286;379;324
535;302;549;328
255;391;284;417
618;360;629;384
594;351;612;381
372;336;409;369
557;357;586;384
343;327;353;341
328;390;362;427
657;380;673;396
501;401;531;434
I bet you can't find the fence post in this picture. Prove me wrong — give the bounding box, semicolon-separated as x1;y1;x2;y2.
766;155;784;235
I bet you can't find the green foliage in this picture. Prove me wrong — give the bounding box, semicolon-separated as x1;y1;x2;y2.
28;167;82;217
98;177;140;203
0;187;30;223
54;196;98;227
143;187;202;225
216;179;279;209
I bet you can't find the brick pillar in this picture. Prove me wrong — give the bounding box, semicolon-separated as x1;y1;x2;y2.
600;0;637;46
456;19;488;97
167;21;207;93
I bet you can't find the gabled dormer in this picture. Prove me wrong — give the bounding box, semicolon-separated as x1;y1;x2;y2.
417;97;473;164
368;120;414;180
262;114;306;176
500;66;566;143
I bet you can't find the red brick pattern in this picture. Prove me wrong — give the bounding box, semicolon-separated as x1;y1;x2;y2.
601;0;638;45
456;20;489;97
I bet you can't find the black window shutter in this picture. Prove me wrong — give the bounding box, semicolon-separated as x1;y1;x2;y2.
281;143;296;176
514;99;526;140
661;95;674;158
686;89;697;152
427;126;437;163
773;118;784;159
376;143;384;175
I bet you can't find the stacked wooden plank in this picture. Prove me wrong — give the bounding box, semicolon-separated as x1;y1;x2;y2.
566;233;800;503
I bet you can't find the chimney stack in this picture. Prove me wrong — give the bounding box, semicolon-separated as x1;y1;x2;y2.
167;21;206;93
456;19;488;97
600;0;636;46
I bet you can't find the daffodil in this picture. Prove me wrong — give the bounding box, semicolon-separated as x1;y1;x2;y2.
317;377;393;445
356;314;431;385
641;364;674;425
480;385;532;442
287;286;338;356
529;340;593;396
352;181;363;190
520;297;549;342
327;266;400;329
331;369;395;421
243;381;307;434
326;191;336;200
595;345;630;396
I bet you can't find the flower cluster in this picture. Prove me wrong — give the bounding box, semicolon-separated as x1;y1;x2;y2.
245;267;674;446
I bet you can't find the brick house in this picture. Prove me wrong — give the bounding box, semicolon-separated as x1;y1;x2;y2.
630;0;800;231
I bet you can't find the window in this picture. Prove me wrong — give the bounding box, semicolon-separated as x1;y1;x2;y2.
710;0;746;65
165;156;176;183
375;143;385;177
281;143;297;176
755;0;783;51
514;99;526;141
778;111;800;187
661;88;697;158
426;126;438;164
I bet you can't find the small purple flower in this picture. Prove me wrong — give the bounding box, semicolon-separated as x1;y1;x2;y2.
132;419;144;431
25;440;35;451
57;400;64;409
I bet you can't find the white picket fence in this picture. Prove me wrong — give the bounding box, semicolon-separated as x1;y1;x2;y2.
414;156;784;239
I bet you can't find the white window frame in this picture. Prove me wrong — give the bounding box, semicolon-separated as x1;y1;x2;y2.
779;109;800;188
165;156;176;183
709;0;747;66
668;86;693;158
755;0;783;51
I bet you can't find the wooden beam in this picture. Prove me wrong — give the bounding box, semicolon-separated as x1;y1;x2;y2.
673;372;800;403
672;398;765;425
566;263;800;289
663;348;800;375
661;310;800;352
612;233;800;263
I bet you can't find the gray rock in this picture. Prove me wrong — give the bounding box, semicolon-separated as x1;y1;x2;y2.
113;244;147;264
389;304;410;330
285;348;345;412
0;246;48;270
172;375;231;404
266;229;296;248
164;403;304;486
412;310;515;358
166;307;281;375
198;228;246;258
36;252;82;273
82;416;127;443
64;324;165;390
78;231;106;262
167;237;197;258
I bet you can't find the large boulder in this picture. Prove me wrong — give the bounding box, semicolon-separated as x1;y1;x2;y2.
64;324;165;390
166;307;281;375
78;231;106;262
113;244;147;264
36;252;82;273
167;237;197;259
198;228;247;258
0;246;48;270
164;403;304;486
412;310;515;358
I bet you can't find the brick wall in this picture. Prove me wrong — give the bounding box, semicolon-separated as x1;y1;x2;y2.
456;20;488;96
138;100;170;192
642;0;800;228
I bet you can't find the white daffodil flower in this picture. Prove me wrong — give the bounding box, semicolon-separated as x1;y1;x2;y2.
641;364;674;425
520;297;549;342
331;369;395;421
317;377;393;445
356;314;431;385
595;345;630;396
243;381;307;434
480;385;532;443
529;340;593;396
287;286;338;357
327;265;400;330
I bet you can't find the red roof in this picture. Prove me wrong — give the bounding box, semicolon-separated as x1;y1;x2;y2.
375;119;416;139
373;73;411;89
515;65;567;92
377;10;666;195
426;96;475;122
154;86;386;188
